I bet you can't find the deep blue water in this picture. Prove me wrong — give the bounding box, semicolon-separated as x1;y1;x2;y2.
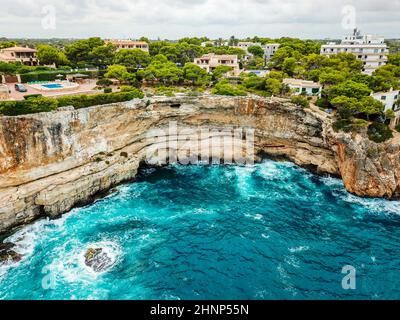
1;160;400;300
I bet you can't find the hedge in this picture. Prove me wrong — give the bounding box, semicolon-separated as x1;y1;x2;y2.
0;90;144;116
0;97;58;116
20;70;99;83
57;91;144;109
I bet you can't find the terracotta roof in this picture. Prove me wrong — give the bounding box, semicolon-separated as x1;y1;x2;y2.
199;53;238;59
1;46;37;53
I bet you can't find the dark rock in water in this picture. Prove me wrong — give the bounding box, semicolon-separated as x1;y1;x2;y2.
0;243;22;264
84;248;113;273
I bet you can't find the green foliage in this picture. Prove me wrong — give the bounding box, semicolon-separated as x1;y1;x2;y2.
371;64;400;92
327;80;371;100
367;122;393;143
37;44;70;67
212;80;247;96
104;65;136;84
57;91;144;109
331;95;384;120
154;86;177;97
212;65;234;81
0;97;58;116
114;49;150;70
182;63;210;85
248;45;264;57
0;41;17;49
282;57;297;76
23;94;43;100
332;119;353;133
104;88;112;93
104;64;128;79
89;44;116;67
96;78;113;87
64;37;105;67
290;95;310;108
0;62;19;74
139;54;183;84
395;124;400;133
319;70;347;85
0;90;145;116
388;53;400;66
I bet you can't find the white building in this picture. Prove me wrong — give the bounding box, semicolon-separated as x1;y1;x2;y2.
371;88;400;127
263;43;280;63
283;78;322;96
320;29;388;75
231;42;280;65
194;53;241;76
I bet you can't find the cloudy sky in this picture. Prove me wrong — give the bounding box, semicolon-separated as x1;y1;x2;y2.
0;0;399;39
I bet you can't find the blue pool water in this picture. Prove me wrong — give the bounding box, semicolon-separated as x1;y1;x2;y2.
1;160;400;300
41;83;63;89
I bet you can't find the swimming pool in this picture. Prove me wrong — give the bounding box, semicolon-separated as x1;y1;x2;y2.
27;81;80;92
42;83;64;89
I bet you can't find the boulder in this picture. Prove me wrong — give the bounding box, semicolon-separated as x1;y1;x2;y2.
84;247;113;273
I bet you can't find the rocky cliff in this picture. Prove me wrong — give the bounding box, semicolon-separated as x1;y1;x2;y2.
0;96;398;235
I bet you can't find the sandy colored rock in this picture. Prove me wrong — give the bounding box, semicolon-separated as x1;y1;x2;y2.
0;95;399;235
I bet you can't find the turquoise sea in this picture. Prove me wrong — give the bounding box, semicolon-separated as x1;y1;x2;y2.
1;160;400;300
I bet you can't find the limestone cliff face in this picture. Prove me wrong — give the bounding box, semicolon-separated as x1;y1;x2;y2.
0;95;397;234
327;128;400;198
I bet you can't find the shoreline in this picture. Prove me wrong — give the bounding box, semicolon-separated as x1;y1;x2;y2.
1;96;400;236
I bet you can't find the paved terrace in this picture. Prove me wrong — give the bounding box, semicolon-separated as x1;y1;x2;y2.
3;80;99;100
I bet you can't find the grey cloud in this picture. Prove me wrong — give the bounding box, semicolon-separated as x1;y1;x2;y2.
0;0;399;39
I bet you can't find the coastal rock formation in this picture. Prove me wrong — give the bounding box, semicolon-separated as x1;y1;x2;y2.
0;242;22;263
84;248;113;273
0;95;399;234
327;128;400;198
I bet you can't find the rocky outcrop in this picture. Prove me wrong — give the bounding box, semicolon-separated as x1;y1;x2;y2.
0;95;398;235
327;127;400;198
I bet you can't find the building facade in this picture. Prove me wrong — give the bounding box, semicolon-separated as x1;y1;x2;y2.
231;42;280;65
283;78;322;96
371;88;400;127
0;46;39;66
320;30;388;75
194;53;241;76
263;43;280;63
105;40;149;53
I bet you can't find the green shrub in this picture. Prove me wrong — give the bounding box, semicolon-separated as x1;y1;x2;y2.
96;78;113;87
395;124;400;133
332;119;353;133
57;90;144;109
211;81;247;96
0;97;58;116
290;95;310;108
24;94;43;100
0;90;144;116
104;88;112;93
367;122;393;143
120;85;135;92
